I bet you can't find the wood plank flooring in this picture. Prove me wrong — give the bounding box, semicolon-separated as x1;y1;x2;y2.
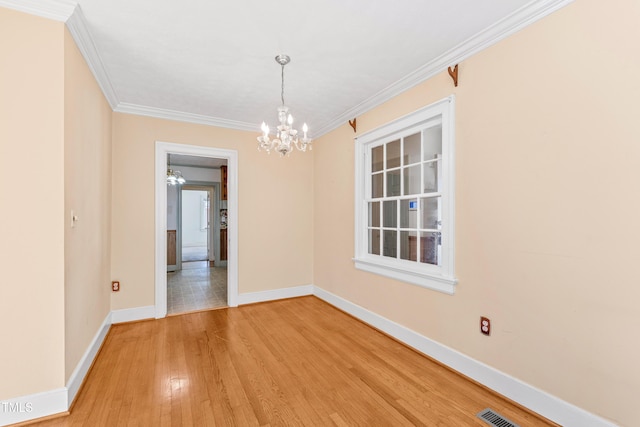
30;296;555;426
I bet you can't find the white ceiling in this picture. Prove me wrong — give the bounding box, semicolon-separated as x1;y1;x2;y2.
2;0;571;137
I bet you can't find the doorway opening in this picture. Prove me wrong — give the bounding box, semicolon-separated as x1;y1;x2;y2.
156;142;238;318
167;181;226;315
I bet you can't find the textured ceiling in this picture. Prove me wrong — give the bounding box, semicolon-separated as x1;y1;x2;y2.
2;0;572;137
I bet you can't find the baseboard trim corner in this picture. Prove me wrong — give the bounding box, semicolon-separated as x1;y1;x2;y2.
312;286;617;427
237;284;313;306
65;311;112;405
0;388;67;427
111;305;155;324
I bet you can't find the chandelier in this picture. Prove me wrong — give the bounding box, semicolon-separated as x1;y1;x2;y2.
166;154;186;185
257;54;312;156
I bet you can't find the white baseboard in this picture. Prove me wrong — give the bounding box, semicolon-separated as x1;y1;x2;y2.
66;312;112;405
312;286;618;427
0;388;67;426
237;284;313;306
182;243;207;248
111;305;156;324
1;305;151;426
2;287;615;427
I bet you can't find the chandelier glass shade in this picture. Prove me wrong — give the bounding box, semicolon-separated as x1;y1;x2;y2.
166;169;185;185
166;154;186;185
257;55;312;157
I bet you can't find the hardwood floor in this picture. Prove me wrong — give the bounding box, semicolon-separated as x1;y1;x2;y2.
31;297;555;426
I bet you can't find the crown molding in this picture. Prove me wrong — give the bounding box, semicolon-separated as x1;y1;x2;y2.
113;0;573;138
0;0;120;108
66;6;120;109
313;0;574;137
1;0;573;138
115;103;258;132
0;0;76;21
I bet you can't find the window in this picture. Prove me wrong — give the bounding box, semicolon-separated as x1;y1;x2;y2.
354;96;457;294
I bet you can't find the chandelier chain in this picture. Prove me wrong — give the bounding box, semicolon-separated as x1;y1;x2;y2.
281;63;285;106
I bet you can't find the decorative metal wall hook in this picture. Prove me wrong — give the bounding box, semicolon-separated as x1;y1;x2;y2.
349;118;357;133
448;64;459;87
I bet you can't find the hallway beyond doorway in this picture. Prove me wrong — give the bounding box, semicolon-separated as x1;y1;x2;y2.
167;263;227;315
182;245;208;262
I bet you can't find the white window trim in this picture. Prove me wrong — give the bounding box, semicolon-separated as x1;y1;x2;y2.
353;96;457;295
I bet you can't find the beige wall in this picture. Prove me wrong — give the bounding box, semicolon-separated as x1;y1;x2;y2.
0;8;66;399
111;113;314;310
3;0;638;424
63;29;112;381
314;1;639;425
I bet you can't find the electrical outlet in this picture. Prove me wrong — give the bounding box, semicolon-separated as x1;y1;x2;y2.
480;316;491;336
112;281;120;292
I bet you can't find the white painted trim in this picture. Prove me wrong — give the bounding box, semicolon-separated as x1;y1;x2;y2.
65;312;112;405
2;303;154;425
0;0;573;139
353;259;456;295
65;6;119;109
155;142;239;318
354;96;457;294
116;103;257;132
237;285;313;306
0;388;67;427
2;279;615;427
312;286;618;427
313;0;574;137
1;311;113;426
0;1;120;109
115;0;573;138
111;305;155;324
0;282;304;425
0;0;76;22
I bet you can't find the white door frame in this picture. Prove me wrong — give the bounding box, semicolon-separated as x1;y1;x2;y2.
155;141;238;318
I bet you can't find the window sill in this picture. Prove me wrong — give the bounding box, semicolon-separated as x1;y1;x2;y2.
353;257;457;295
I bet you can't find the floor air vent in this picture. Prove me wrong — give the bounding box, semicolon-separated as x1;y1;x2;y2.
477;408;521;427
